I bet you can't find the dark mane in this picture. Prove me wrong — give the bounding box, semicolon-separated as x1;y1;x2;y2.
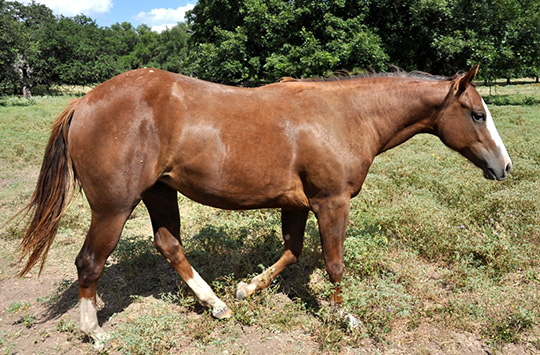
280;70;460;83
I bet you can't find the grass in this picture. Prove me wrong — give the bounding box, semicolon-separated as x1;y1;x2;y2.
0;83;539;353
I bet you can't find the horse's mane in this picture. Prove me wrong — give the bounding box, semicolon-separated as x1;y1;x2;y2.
280;69;462;83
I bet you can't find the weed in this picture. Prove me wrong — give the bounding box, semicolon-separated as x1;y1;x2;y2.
234;299;259;326
0;96;36;107
344;225;389;277
37;329;50;343
265;296;308;331
0;225;23;241
342;274;414;339
110;297;187;354
6;301;29;314
113;235;162;275
485;307;535;344
37;279;74;306
22;313;35;328
56;318;77;333
313;306;346;351
0;330;17;355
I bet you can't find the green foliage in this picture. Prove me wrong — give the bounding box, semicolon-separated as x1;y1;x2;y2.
0;1;55;96
0;2;192;95
37;15;123;86
111;297;185;354
483;94;540;106
187;0;389;83
114;235;162;275
21;313;35;328
56;318;77;333
362;0;540;79
485;307;535;344
6;301;29;314
6;301;35;329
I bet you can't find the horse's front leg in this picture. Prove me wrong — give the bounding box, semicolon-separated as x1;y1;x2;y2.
143;183;232;319
312;197;350;304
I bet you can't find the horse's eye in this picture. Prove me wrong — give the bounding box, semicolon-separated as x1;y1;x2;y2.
472;112;486;122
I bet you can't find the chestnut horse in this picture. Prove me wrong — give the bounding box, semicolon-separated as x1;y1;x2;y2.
18;65;511;348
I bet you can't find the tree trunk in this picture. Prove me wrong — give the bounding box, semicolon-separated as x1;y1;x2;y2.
22;83;32;99
17;59;33;98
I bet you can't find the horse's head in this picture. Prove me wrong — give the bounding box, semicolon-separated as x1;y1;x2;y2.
435;65;512;180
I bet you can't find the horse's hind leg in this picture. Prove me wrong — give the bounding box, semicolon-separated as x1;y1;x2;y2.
236;208;309;299
142;182;232;319
76;209;133;349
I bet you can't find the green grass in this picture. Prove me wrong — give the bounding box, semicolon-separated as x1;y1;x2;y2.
0;85;539;353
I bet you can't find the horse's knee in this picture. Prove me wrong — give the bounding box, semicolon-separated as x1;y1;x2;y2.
325;260;344;284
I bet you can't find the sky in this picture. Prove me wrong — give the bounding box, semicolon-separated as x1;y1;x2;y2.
16;0;197;32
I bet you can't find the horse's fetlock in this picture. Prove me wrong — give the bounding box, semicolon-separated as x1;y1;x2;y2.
326;261;344;283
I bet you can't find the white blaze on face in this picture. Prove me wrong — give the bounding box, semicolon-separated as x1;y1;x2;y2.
482;99;512;166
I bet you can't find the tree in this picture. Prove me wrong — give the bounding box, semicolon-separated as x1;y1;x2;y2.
107;22;141;70
365;0;540;81
36;15;123;87
0;1;56;96
148;22;191;73
119;24;160;69
0;1;22;93
264;0;388;78
2;0;538;91
187;0;389;83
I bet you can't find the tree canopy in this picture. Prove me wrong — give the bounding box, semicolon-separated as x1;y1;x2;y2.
1;0;539;94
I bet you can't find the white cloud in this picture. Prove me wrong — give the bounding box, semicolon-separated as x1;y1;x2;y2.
150;24;178;33
135;4;195;30
14;0;113;16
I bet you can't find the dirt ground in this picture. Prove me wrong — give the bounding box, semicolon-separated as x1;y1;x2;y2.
1;237;538;355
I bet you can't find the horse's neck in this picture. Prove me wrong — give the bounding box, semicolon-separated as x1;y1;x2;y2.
349;79;449;155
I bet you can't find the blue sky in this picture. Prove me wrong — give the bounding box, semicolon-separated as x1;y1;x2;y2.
16;0;197;32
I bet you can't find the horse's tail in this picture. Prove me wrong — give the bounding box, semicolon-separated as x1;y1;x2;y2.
18;99;81;276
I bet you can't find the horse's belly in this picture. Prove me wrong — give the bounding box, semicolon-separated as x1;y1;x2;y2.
161;166;308;210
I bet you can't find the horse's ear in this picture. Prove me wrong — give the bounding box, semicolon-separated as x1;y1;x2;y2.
455;65;479;96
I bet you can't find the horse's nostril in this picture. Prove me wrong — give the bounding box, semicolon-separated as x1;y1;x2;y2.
505;162;513;174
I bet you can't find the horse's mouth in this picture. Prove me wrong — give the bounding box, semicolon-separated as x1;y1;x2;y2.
484;164;511;181
483;169;498;180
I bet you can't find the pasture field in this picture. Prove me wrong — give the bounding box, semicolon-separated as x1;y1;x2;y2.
0;82;539;354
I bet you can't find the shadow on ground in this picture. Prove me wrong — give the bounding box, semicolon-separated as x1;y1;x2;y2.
42;219;325;325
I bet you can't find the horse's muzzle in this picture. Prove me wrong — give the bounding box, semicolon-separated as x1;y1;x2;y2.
484;162;512;181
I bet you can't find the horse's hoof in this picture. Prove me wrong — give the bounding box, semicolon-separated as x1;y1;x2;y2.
337;309;361;330
212;304;233;319
92;331;111;351
236;282;248;300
